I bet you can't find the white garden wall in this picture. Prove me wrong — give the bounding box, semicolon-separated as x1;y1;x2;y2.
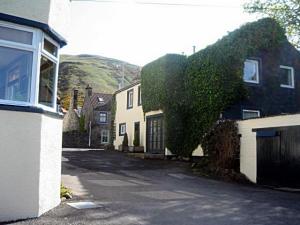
237;114;300;183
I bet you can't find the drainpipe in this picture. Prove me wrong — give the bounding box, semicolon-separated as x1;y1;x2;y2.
88;121;92;147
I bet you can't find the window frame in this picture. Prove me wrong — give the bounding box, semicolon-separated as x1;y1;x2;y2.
242;109;260;120
36;34;59;112
99;111;108;124
243;59;260;84
0;21;38;107
119;123;126;136
0;21;60;112
127;89;133;109
101;129;109;144
279;65;295;89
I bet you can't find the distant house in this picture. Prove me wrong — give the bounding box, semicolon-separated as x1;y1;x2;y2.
63;89;80;132
113;80;203;156
82;85;113;147
113;81;145;151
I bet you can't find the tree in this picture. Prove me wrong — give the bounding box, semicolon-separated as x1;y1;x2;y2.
244;0;300;48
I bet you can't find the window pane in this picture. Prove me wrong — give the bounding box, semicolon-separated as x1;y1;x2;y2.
0;26;32;45
39;56;56;107
100;113;107;122
243;111;259;120
0;46;33;102
44;39;58;57
244;60;258;82
280;67;292;86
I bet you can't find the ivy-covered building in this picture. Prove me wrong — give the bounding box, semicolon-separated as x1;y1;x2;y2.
222;41;300;120
141;18;300;157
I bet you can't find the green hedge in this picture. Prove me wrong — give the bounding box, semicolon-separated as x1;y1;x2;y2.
141;18;287;157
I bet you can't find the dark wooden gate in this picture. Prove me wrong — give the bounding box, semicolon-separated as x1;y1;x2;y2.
146;114;164;154
256;126;300;187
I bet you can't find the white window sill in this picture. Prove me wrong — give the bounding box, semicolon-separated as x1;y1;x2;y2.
280;84;294;89
244;80;259;84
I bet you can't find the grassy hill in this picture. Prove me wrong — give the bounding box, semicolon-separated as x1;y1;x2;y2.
58;54;141;109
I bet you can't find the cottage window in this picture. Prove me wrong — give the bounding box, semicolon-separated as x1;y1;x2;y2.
119;123;126;136
242;110;260;120
0;22;60;112
101;130;109;143
99;112;107;123
127;89;133;109
280;66;294;88
244;59;259;84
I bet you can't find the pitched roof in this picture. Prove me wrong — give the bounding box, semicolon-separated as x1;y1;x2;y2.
114;80;141;94
90;93;113;108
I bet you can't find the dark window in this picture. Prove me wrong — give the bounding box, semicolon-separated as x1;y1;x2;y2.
138;86;142;106
119;123;126;136
242;110;260;120
134;122;140;145
127;89;133;109
38;56;56;107
99;112;107;123
43;38;58;57
280;66;294;88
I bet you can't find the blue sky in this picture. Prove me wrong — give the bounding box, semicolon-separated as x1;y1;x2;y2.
61;0;257;65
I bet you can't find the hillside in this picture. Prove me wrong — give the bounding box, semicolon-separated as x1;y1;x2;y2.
58;54;141;109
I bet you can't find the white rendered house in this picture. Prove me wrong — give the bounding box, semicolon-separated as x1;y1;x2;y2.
0;0;70;222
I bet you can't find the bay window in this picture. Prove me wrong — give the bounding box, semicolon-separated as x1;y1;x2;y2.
0;22;60;112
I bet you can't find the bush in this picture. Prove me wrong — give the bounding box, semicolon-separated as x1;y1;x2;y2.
79;115;85;133
202;120;240;171
122;133;129;151
133;132;140;147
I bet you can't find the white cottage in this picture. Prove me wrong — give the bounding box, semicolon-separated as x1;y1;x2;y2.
0;0;70;222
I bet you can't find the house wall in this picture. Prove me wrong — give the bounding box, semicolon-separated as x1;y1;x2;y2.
63;110;80;132
92;110;112;145
114;83;145;149
224;42;300;120
237;113;300;183
0;0;71;39
0;110;62;222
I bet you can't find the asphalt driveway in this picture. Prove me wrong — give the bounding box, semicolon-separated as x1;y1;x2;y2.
10;150;300;225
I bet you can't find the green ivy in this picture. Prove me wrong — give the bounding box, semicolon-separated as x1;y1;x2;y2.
141;18;287;157
141;54;188;155
183;18;286;154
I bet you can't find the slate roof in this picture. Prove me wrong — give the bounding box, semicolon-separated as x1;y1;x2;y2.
90;93;113;109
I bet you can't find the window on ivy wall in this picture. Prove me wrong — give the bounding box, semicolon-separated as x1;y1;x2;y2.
242;110;260;120
280;65;294;88
244;59;259;84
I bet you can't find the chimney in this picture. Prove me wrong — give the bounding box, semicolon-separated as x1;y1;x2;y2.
73;89;78;109
85;85;92;98
193;45;196;54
